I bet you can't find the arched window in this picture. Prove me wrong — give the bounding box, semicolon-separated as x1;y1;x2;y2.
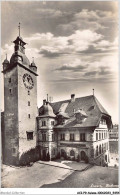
61;149;66;158
70;150;75;156
105;155;107;162
96;146;98;156
102;144;104;153
99;145;101;154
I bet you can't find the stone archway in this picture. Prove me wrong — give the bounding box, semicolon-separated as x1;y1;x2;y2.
61;149;66;158
70;150;75;156
81;151;86;161
105;154;107;162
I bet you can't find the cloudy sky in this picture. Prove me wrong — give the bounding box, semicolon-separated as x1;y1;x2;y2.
1;1;119;123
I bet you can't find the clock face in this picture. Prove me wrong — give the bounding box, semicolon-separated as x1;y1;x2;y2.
23;73;34;90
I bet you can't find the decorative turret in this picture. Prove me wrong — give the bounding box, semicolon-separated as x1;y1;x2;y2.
39;100;56;118
29;57;37;72
3;54;9;71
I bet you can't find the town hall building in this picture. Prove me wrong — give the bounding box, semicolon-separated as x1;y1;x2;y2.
1;29;113;166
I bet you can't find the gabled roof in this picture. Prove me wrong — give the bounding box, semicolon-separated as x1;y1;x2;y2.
49;95;112;128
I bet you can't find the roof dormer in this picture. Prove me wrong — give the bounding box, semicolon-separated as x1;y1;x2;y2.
75;109;88;124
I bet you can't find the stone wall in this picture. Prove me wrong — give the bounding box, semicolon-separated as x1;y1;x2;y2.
3;66;19;165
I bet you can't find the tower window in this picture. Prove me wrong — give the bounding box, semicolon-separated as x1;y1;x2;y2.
26;132;33;140
42;121;46;126
9;89;12;94
28;114;30;118
12;148;16;154
9;78;11;83
28;91;30;95
28;101;30;106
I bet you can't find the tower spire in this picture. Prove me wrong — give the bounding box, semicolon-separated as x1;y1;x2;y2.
93;89;94;96
18;22;21;36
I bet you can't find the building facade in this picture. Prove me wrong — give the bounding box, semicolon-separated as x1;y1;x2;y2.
2;33;112;166
38;95;112;166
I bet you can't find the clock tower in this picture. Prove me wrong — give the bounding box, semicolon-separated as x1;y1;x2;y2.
2;26;38;165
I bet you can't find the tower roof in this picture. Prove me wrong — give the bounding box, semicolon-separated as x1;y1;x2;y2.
10;52;30;66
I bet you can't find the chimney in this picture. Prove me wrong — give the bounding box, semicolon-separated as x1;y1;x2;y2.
71;94;75;102
43;99;46;105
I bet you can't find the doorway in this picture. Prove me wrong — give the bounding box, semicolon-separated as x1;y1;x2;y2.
81;151;86;161
43;150;46;160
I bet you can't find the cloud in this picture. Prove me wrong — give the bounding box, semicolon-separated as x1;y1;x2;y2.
26;30;102;58
57;8;118;40
84;71;97;76
84;66;113;77
36;8;63;18
55;58;88;72
39;49;65;58
55;65;87;72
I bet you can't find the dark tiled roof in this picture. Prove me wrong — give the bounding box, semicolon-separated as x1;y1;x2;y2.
49;95;111;128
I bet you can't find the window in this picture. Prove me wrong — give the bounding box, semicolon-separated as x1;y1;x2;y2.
104;132;106;139
70;133;74;141
51;121;54;126
27;132;33;140
28;101;30;106
96;132;98;141
28;114;30;118
99;145;101;154
42;121;46;126
42;133;46;141
9;89;12;94
52;148;56;155
102;132;103;139
28;91;30;95
52;133;55;141
12;148;16;154
60;133;65;141
105;155;107;162
99;132;101;140
106;131;108;138
96;146;98;156
9;78;11;83
102;144;104;153
80;133;86;141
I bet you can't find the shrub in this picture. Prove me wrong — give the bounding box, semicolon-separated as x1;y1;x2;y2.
19;145;41;166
